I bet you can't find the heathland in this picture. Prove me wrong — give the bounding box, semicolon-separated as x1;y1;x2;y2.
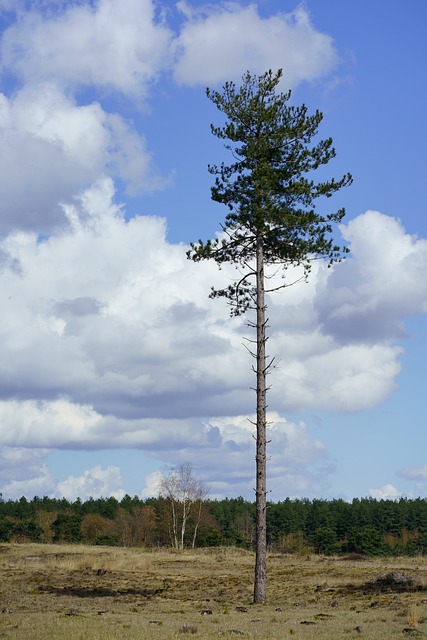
2;543;427;639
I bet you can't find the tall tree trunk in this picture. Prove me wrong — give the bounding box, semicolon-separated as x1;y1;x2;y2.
180;500;188;549
254;236;267;604
171;499;179;549
192;500;203;548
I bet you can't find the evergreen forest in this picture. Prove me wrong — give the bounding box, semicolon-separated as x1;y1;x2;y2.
3;494;427;557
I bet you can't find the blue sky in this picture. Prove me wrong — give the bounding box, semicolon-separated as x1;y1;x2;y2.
0;0;426;503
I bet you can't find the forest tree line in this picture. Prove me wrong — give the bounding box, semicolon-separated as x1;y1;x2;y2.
2;494;427;556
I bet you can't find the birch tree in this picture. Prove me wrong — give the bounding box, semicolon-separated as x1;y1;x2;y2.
187;69;352;603
159;462;209;549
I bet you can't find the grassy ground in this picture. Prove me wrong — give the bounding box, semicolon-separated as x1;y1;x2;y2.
1;543;427;638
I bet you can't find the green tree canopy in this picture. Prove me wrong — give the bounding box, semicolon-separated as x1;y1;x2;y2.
189;68;352;315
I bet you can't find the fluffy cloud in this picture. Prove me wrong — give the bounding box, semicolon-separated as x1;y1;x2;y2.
0;447;52;484
0;175;426;498
0;0;340;241
0;0;173;96
0;411;331;501
269;336;402;412
0;447;56;500
0;444;125;504
140;470;164;500
173;3;338;86
368;484;402;500
1;1;338;92
0;179;251;423
317;211;427;343
57;465;126;501
1;200;427;498
197;413;332;500
0;85;163;235
1;181;420;426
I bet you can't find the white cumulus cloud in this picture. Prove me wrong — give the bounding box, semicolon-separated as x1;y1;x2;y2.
0;0;173;96
0;447;56;500
57;465;126;501
1;193;427;498
173;3;338;87
317;211;427;343
140;470;164;499
0;86;163;235
368;483;402;500
0;181;425;430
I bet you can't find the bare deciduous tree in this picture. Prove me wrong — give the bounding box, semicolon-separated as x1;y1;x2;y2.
158;462;209;549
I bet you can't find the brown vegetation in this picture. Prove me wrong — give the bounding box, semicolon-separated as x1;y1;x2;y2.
2;543;427;638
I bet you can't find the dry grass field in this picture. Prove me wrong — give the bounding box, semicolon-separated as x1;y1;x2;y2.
2;543;427;639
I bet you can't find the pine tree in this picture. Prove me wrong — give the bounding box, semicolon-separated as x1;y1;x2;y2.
187;69;352;604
